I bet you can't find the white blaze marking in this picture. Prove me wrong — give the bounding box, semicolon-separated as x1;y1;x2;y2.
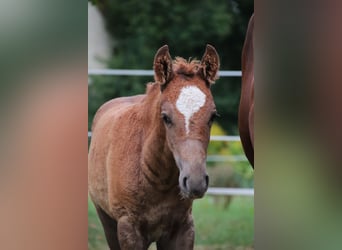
176;86;206;134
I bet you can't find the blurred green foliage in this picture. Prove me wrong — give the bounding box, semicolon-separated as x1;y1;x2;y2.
88;0;253;133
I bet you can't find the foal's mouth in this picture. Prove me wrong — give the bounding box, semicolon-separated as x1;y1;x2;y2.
179;186;207;200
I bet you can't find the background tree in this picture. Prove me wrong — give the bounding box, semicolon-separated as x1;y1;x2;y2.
89;0;253;133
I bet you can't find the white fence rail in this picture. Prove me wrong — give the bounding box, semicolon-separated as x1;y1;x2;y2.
207;155;247;162
210;135;240;141
207;188;254;196
88;68;254;197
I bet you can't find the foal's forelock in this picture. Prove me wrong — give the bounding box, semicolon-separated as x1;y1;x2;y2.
173;57;202;76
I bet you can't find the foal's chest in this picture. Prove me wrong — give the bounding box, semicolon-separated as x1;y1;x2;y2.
138;200;192;241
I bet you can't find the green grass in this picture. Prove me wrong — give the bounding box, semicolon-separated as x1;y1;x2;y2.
88;196;254;250
88;198;108;250
193;196;254;248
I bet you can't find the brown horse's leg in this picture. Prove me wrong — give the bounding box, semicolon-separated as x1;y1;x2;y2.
156;215;194;250
95;205;121;250
117;216;148;250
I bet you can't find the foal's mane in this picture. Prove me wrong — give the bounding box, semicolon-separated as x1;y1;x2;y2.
173;57;202;77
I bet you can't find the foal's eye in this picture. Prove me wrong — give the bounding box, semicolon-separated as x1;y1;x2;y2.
161;113;173;126
209;112;220;126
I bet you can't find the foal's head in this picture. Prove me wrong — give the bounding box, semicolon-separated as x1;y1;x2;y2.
153;45;220;199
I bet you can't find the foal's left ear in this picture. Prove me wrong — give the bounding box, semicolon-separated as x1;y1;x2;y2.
153;45;173;87
200;44;220;86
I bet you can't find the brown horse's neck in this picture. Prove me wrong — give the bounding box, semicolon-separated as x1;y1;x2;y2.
140;84;179;190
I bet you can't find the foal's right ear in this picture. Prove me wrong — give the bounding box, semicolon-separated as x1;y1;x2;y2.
153;45;173;86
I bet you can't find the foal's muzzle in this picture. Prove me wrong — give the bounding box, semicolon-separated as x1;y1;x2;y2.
174;139;209;199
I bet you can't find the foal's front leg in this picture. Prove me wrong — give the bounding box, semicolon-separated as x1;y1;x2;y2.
157;215;195;250
117;216;147;250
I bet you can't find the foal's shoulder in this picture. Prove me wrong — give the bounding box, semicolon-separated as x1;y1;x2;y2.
92;94;146;131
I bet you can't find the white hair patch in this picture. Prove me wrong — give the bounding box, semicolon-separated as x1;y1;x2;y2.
176;86;206;134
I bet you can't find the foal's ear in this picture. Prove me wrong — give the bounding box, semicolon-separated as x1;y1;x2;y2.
153;45;173;86
200;44;220;85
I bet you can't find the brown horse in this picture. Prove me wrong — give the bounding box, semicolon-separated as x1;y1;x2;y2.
239;14;254;168
88;45;220;249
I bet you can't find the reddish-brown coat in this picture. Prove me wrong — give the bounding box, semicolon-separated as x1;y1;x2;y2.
88;45;220;249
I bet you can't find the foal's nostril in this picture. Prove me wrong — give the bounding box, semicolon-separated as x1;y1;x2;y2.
205;174;209;187
183;176;188;189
